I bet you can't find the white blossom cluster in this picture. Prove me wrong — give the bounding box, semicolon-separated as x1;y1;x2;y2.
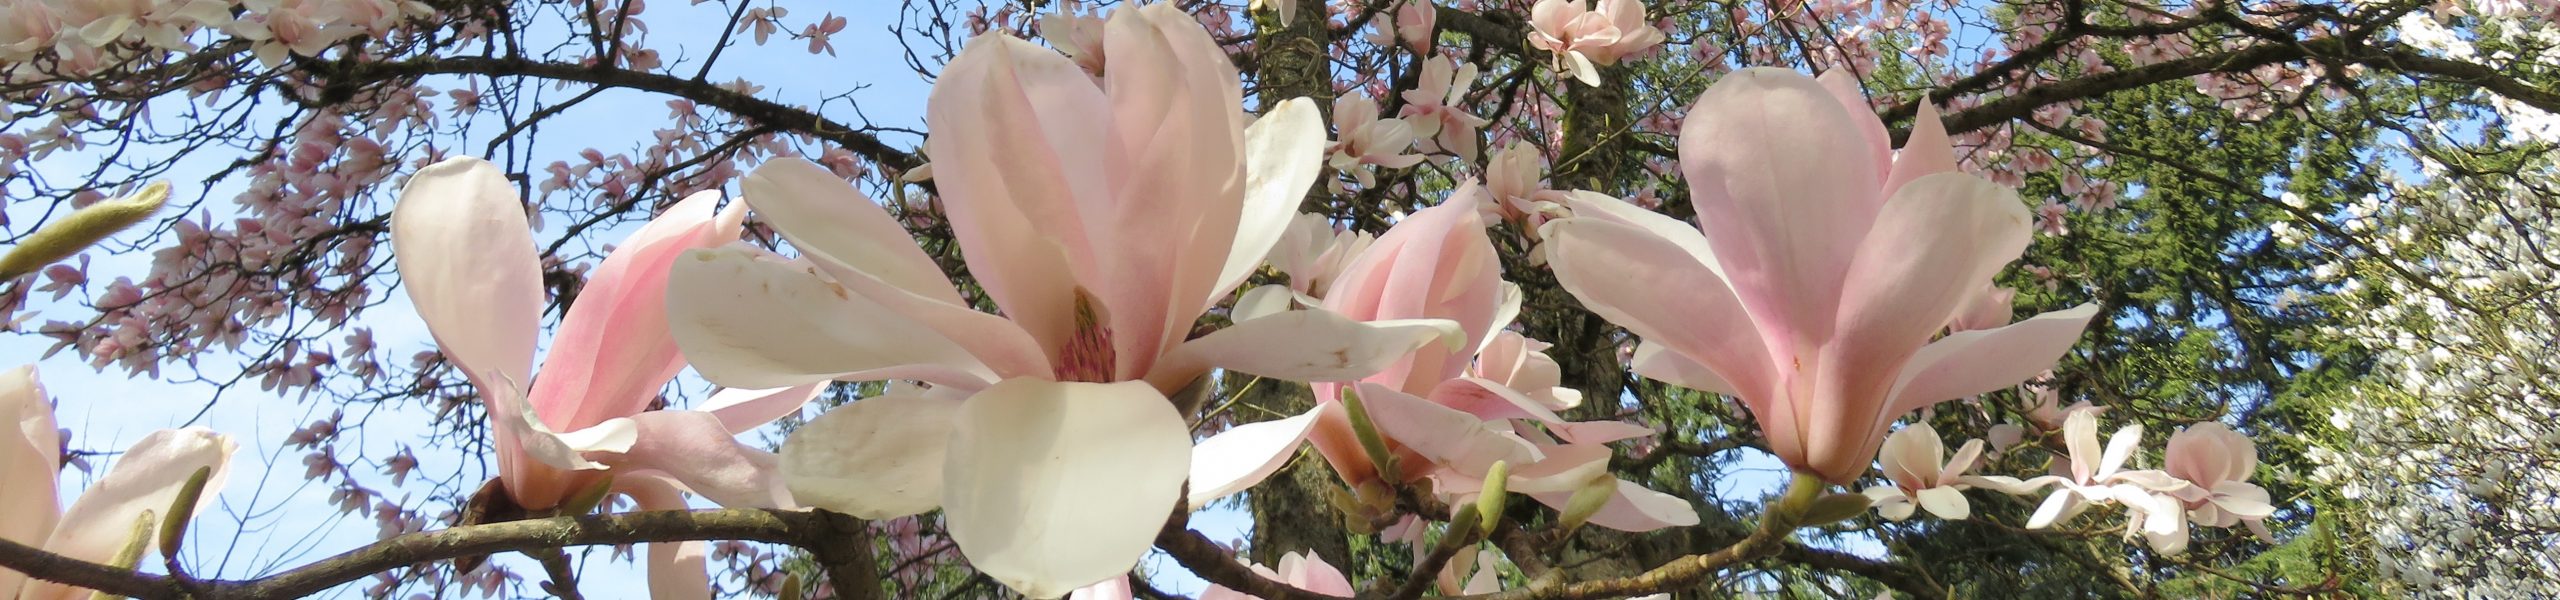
2306;13;2560;589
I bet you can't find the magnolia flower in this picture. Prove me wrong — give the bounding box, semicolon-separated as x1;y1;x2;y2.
1401;56;1488;161
2018;409;2187;537
2163;422;2276;541
1862;423;1983;520
1191;193;1697;533
1328;93;1427;189
1526;0;1665;85
1481;141;1570;228
1381;0;1436;54
392;158;820;599
2;365;238;600
664;7;1448;597
1543;68;2100;484
1201;551;1355;599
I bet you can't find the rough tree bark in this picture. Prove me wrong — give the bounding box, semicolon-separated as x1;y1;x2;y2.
1238;0;1355;570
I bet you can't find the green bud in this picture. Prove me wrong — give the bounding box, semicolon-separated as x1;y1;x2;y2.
2;182;169;281
1798;493;1875;527
559;475;618;517
157;466;213;564
1339;387;1401;483
1554;475;1616;533
1443;502;1483;546
90;510;157;600
1474;461;1509;535
779;572;805;600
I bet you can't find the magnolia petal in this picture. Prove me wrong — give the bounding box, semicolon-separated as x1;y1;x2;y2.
781;390;958;519
1814;69;1892;184
1548;420;1655;445
1153;309;1460;390
1534;479;1700;532
1886;101;1960;200
2213;481;2277;518
34;427;235;599
698;383;828;434
1628;341;1739;397
2025;490;2078;529
1878;424;1945;490
1359;383;1541;475
666;246;993;390
1551;191;1721;279
928;33;1109;372
534;190;730;431
944;379;1192;599
1889;304;2100;415
1914;486;1970;520
1281;551;1355;595
390;157;542;397
1068;576;1134;600
1679;68;1886;356
1233;284;1298;323
1813;172;2033;481
1543;218;1770;405
1218;98;1328;298
619;476;713;600
580;411;790;509
1427;377;1566;424
742;158;966;304
2100;424;2144;478
0;365;59;598
1188;410;1320;507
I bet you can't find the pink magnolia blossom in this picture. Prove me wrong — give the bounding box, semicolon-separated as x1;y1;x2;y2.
3;365;239;600
1328;93;1427;189
1861;423;1984;520
1200;551;1356;600
1369;0;1436;54
1401;56;1489;161
1190;193;1697;533
2013;409;2187;537
391;158;822;599
1541;68;2099;484
662;7;1448;597
1480;141;1570;228
1527;0;1666;85
1264;213;1377;301
2162;422;2276;542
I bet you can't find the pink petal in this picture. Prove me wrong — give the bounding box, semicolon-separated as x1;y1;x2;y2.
31;428;235;600
1427;377;1566;424
1808;172;2032;482
1068;576;1135;600
1889;304;2098;416
1529;479;1699;532
696;383;827;434
1628;341;1737;396
1886;100;1959;201
1679;68;1885;362
581;410;790;509
617;476;712;600
742;158;966;305
781;390;958;519
389;157;541;406
1542;217;1771;414
1280;551;1354;595
1;365;59;597
1500;443;1611;493
1878;424;1944;490
534;190;730;432
1549;190;1720;278
943;379;1191;599
1188;410;1320;507
1548;420;1654;444
1149;308;1459;391
1322;190;1502;395
928;33;1111;374
1357;383;1540;476
1814;69;1892;186
665;246;995;390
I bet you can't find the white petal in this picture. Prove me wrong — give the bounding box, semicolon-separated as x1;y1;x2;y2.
944;379;1192;599
780;390;959;519
1218;98;1329;298
1914;486;1970;520
1152;309;1460;389
1188;410;1320;507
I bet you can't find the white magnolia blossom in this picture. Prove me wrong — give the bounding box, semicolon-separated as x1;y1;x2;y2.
2305;9;2560;592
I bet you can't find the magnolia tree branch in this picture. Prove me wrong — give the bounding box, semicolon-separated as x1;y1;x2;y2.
305;55;925;171
0;509;879;600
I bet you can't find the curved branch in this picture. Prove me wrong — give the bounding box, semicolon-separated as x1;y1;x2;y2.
308;56;923;171
0;509;874;600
